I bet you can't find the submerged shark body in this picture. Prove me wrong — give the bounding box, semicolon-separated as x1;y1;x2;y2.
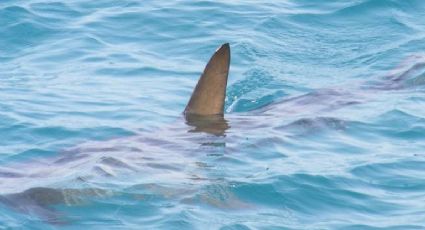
1;44;424;223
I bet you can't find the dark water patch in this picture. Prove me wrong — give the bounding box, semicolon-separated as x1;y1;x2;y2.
0;170;24;178
279;117;347;133
53;153;89;165
367;57;425;90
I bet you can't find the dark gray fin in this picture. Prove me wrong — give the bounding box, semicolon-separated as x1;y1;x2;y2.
184;43;230;117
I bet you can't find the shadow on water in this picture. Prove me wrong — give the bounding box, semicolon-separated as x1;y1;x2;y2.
184;114;230;136
2;56;425;225
0;187;111;225
0;114;234;224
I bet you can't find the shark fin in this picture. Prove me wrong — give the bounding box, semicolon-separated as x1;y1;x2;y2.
184;43;230;117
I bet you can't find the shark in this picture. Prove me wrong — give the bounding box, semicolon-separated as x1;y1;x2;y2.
0;43;424;224
0;43;231;224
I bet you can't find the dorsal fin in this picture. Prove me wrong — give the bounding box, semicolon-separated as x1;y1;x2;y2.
184;43;230;117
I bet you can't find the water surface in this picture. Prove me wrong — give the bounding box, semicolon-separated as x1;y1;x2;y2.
1;0;425;229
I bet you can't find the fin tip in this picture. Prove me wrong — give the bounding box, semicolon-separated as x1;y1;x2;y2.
217;43;230;53
184;43;231;116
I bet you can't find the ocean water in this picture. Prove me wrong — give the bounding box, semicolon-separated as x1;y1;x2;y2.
1;0;425;229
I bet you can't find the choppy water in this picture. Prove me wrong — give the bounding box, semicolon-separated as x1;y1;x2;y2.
1;0;425;229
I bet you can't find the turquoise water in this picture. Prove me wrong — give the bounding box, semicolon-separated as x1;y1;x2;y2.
1;0;425;229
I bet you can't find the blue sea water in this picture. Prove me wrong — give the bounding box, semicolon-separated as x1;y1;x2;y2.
1;0;425;229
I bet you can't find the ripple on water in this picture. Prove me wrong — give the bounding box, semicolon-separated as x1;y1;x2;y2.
1;0;425;229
